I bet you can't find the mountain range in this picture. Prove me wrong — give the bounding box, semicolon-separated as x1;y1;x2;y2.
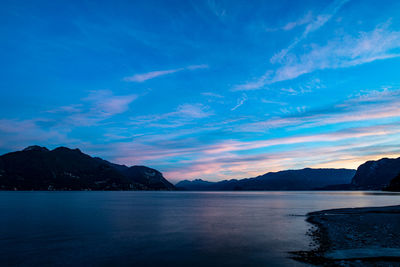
177;157;400;191
0;146;175;191
176;168;356;191
2;145;400;191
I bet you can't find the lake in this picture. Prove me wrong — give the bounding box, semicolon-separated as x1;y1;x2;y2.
1;191;400;266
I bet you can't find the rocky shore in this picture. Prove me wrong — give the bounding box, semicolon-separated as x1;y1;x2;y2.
292;205;400;266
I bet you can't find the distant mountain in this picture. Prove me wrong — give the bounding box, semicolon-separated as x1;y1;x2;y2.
0;145;175;191
175;168;356;191
351;157;400;190
175;179;215;190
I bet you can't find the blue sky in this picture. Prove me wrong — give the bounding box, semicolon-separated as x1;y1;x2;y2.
2;0;400;182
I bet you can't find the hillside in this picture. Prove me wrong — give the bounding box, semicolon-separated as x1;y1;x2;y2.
0;145;175;191
351;157;400;190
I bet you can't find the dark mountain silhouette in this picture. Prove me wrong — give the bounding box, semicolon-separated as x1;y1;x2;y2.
351;157;400;190
175;168;356;191
386;173;400;191
0;145;175;191
175;179;216;190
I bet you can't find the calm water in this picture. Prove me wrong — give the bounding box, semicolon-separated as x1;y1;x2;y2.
1;191;400;266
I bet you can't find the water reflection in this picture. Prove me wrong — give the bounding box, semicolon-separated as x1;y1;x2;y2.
0;191;399;266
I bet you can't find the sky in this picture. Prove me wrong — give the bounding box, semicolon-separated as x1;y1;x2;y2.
1;0;400;183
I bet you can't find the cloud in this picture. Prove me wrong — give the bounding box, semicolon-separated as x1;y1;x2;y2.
0;119;76;153
52;88;400;181
207;0;227;21
265;11;313;33
261;99;287;106
101;89;400;180
47;104;83;114
175;103;212;119
124;69;183;82
202;92;224;98
84;90;137;116
6;87;398;182
105;122;400;181
281;88;298;95
163;146;400;181
130;103;213;128
124;64;208;82
232;72;271;91
272;23;400;83
271;0;350;64
204;123;400;155
282;11;313;31
0;89;139;154
187;64;209;70
231;93;247;111
235;22;400;90
237;89;400;132
124;119;400;162
48;90;138;127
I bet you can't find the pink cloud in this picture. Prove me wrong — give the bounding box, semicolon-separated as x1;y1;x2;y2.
90;122;400;181
236;89;400;132
0;119;77;151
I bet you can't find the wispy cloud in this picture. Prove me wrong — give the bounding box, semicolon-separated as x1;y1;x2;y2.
282;11;313;31
187;64;209;70
272;23;400;83
202;92;224;98
47;104;83;114
34;86;400;181
164;139;400;181
0;89;139;154
237;88;400;132
105;122;400;181
0;119;77;152
232;72;271;91
261;99;287;106
105;88;400;180
271;0;350;64
231;93;247;111
175;103;213;119
207;0;227;21
48;90;138;127
203;123;400;155
235;0;349;91
84;90;137;116
130;103;213;128
266;11;313;32
235;22;400;90
124;64;208;82
124;69;183;82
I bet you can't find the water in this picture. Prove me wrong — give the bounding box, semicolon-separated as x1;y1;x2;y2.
1;191;400;266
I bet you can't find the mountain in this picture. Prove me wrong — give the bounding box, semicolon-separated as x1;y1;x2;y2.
386;173;400;191
175;168;356;191
175;179;216;190
0;145;175;191
351;157;400;190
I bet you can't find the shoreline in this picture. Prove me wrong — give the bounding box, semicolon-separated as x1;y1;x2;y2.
292;205;400;265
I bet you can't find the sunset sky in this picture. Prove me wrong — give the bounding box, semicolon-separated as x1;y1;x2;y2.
1;0;400;182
